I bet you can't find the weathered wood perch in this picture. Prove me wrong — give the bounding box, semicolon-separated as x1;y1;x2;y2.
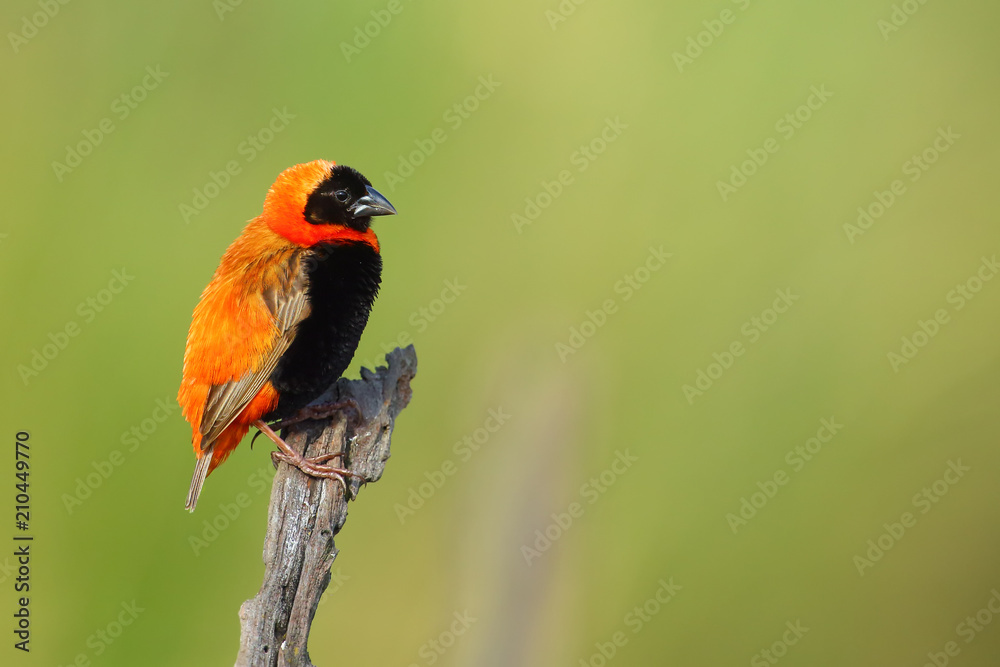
236;345;417;667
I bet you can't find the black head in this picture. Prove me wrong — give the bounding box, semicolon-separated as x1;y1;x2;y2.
304;164;396;232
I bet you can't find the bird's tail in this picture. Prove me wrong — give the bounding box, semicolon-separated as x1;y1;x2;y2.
185;442;214;512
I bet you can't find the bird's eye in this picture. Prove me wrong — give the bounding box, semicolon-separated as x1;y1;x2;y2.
334;190;351;203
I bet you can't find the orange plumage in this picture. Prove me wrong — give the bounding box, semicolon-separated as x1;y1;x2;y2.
178;160;396;510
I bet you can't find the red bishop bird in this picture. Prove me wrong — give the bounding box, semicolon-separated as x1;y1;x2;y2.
178;160;396;511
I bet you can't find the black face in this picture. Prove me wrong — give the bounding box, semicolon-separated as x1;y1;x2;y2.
303;164;396;232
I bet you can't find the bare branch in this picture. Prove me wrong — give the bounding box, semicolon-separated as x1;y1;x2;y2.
236;345;417;667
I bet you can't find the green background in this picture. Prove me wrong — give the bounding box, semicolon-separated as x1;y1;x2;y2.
2;0;999;665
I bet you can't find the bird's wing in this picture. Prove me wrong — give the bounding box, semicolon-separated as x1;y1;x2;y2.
196;251;311;445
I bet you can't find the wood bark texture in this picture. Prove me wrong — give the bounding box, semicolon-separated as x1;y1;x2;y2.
236;345;417;667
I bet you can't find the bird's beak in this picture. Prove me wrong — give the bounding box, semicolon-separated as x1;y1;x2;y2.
349;185;397;219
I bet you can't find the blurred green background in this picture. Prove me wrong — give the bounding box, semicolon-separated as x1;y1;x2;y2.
2;0;999;665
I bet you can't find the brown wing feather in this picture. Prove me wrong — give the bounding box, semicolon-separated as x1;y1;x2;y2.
198;252;311;443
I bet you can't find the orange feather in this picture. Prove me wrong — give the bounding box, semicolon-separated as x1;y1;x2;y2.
178;160;382;504
177;160;379;509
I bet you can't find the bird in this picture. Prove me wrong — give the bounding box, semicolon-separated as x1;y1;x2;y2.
178;159;396;511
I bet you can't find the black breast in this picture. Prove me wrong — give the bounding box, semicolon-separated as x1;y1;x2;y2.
266;241;381;419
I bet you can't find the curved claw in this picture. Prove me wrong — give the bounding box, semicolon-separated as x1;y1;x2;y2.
254;419;369;498
250;429;267;450
270;449;366;498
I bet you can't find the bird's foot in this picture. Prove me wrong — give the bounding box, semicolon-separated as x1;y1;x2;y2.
253;419;366;496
